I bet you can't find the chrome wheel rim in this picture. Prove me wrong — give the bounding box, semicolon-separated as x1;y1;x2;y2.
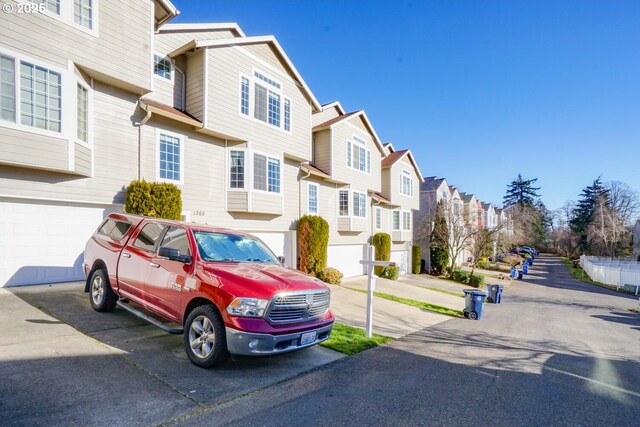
189;315;215;359
91;275;105;306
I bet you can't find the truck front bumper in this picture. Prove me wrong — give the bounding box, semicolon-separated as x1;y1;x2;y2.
225;323;333;356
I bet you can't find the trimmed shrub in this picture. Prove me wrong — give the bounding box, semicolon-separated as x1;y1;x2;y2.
476;260;490;270
317;267;343;285
453;269;470;283
381;266;400;280
469;274;485;288
297;215;329;275
430;246;449;276
411;244;421;274
125;180;182;220
372;233;391;276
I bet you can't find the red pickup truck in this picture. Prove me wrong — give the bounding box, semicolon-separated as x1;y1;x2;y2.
83;213;334;368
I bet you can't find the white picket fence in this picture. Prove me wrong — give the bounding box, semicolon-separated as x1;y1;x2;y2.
580;256;640;295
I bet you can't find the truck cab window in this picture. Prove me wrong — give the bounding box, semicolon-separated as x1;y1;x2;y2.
132;223;166;252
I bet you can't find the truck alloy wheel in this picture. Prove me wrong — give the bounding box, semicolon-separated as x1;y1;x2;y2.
89;269;118;312
184;305;228;368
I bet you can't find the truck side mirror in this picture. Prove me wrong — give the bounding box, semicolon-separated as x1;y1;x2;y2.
277;255;286;266
159;246;192;264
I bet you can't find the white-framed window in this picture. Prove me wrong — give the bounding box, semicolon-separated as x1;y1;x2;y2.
392;211;400;230
154;54;172;80
403;211;411;231
76;83;88;142
347;136;371;173
20;61;62;132
308;183;318;214
352;191;366;218
375;207;382;230
339;190;349;216
238;69;291;132
0;55;16;122
73;0;92;29
400;169;413;197
31;0;60;14
253;152;280;193
229;150;245;189
157;131;183;184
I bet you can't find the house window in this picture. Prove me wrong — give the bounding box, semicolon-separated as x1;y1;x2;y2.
31;0;60;14
400;170;413;196
375;207;382;229
0;55;15;122
284;98;291;132
240;77;249;115
240;70;290;131
352;192;366;218
158;133;182;183
339;190;349;216
74;0;93;30
392;211;400;230
229;150;245;189
348;137;370;173
77;83;88;142
403;212;411;231
308;183;318;214
253;153;280;193
20;61;62;132
154;55;172;80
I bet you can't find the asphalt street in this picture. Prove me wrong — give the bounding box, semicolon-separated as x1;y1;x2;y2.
169;255;640;426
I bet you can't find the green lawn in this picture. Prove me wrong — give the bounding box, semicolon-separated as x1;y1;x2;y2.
418;286;464;298
560;257;626;292
320;322;394;355
347;287;463;317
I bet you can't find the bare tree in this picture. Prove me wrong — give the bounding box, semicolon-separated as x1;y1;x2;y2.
469;227;502;276
605;181;640;225
587;194;631;257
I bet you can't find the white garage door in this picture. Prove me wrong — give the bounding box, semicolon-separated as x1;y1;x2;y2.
390;250;410;275
328;244;366;278
250;231;295;268
0;201;114;287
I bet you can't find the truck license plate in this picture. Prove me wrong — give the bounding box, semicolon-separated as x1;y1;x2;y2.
300;331;317;346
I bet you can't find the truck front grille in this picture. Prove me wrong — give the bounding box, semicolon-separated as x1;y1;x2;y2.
267;290;330;324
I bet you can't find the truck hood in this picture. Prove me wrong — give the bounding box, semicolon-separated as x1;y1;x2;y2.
202;263;329;299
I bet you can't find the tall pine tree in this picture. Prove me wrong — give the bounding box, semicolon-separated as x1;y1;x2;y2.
570;177;609;252
503;174;541;207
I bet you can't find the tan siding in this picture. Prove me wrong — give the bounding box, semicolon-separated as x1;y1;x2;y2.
388;159;420;210
251;193;283;215
205;46;312;161
227;192;249;212
381;169;391;200
74;144;91;176
330;122;382;193
185;51;204;121
311;106;340;127
312;130;331;174
0;1;153;91
0;128;68;172
154;30;239;55
242;44;288;75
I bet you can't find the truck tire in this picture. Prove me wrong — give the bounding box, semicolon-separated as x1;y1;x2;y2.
184;305;228;368
89;269;118;312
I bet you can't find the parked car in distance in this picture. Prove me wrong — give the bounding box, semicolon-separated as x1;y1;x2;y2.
83;213;334;368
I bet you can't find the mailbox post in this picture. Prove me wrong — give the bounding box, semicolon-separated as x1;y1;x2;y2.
359;245;395;338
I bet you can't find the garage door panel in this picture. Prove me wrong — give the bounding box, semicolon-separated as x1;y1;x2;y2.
390;250;409;275
328;245;366;278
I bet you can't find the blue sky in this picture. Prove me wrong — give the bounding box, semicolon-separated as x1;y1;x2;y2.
172;0;640;210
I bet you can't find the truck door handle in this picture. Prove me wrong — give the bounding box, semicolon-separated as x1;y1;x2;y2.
122;253;131;258
150;263;160;269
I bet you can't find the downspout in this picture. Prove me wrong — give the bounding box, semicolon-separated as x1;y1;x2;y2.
135;102;152;181
299;164;311;217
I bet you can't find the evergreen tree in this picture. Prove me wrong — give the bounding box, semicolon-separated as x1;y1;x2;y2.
430;200;449;275
570;177;609;252
503;174;541;207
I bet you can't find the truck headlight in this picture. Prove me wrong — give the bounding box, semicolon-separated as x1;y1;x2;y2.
226;298;269;317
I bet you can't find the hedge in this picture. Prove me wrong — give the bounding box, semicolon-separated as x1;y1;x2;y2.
453;269;470;283
469;274;485;288
372;233;391;276
381;265;399;280
412;244;421;274
124;180;182;220
297;215;329;275
317;267;343;285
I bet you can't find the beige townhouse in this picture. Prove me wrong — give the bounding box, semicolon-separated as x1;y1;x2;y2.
0;0;180;285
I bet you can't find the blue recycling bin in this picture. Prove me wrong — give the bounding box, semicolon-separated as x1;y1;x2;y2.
518;270;523;280
463;289;488;320
523;263;529;274
527;257;533;266
510;267;518;279
486;284;503;303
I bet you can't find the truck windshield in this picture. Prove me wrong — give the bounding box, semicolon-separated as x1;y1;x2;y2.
193;231;279;264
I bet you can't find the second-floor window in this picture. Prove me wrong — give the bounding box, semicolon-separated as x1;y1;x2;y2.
74;0;93;30
0;55;16;122
392;211;400;230
253;153;280;193
400;169;413;196
352;191;366;218
154;55;172;80
403;212;411;231
31;0;60;14
229;150;245;189
339;190;349;216
240;70;291;132
347;136;371;173
20;61;62;132
375;207;382;229
308;183;318;214
77;83;88;142
158;132;182;183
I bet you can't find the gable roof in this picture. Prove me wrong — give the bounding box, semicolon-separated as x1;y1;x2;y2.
459;192;477;203
169;36;320;111
312;111;359;130
320;101;345;115
312;110;385;154
481;202;493;210
159;22;245;37
421;176;448;192
380;149;424;182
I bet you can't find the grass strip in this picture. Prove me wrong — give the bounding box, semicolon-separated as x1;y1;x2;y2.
419;286;464;298
347;287;463;317
560;257;635;294
320;322;393;355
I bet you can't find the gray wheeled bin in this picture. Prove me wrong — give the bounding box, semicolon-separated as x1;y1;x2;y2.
463;290;488;320
486;284;503;303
